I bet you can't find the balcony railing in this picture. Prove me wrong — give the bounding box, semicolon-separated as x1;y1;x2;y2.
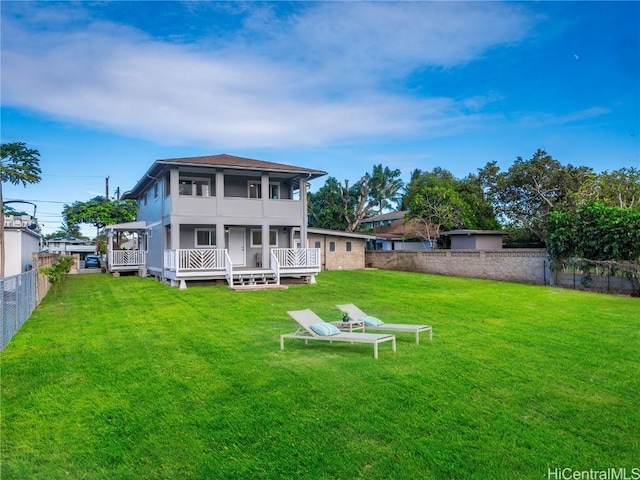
110;250;146;267
165;249;227;272
271;248;321;269
163;247;320;280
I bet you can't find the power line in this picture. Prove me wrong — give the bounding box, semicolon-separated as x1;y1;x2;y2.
41;173;107;178
4;198;74;204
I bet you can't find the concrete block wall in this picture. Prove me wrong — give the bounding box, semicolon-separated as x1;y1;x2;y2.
365;249;552;285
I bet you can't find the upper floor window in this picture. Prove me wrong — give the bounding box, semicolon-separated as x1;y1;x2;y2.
180;177;211;197
195;228;216;248
153;183;159;199
248;180;261;199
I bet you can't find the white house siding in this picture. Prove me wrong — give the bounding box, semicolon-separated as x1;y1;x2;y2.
4;229;41;276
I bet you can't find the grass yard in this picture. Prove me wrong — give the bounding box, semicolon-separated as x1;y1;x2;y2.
1;270;639;479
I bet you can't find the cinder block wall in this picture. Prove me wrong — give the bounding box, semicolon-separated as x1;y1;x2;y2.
309;234;366;270
365;249;551;285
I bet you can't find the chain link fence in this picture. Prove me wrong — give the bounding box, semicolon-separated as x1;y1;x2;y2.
1;269;37;351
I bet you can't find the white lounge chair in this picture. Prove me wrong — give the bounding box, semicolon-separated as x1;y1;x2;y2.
281;309;396;359
336;304;432;345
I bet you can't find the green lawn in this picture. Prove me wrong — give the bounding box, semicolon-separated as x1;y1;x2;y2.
2;270;638;479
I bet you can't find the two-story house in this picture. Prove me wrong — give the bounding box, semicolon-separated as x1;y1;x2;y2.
105;154;327;288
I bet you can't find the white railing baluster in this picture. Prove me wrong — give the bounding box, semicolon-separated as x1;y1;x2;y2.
110;250;146;267
270;248;320;269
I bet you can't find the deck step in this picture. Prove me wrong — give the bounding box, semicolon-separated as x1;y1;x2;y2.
232;270;278;287
229;283;289;291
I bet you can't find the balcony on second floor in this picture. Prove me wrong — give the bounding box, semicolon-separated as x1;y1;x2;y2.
168;171;304;219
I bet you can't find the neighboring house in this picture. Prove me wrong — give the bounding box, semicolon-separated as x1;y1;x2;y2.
107;154;327;288
46;236;96;259
3;215;42;276
442;229;509;250
361;211;433;251
304;228;375;271
360;211;407;231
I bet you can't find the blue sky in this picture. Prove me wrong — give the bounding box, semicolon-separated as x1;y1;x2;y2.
1;1;639;236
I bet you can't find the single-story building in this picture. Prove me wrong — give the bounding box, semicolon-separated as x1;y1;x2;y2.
46;236;96;258
441;229;509;250
361;211;435;251
304;228;376;270
3;215;42;276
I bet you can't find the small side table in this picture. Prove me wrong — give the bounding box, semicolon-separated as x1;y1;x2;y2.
331;320;365;333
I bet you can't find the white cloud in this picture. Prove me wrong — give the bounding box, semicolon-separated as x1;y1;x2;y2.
1;2;537;149
518;107;611;127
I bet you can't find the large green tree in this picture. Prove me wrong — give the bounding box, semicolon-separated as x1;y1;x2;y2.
63;196;137;238
338;177;375;232
577;167;640;209
402;167;499;243
308;164;404;232
479;149;593;241
1;142;42;277
547;202;640;295
308;177;349;231
406;184;467;248
548;202;640;263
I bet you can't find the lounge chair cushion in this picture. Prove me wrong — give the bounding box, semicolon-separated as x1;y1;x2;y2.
360;316;384;327
310;322;341;336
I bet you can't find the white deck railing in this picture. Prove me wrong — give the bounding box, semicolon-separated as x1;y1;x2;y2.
270;251;281;285
165;249;227;272
110;250;146;267
163;248;319;281
271;248;321;269
224;250;233;286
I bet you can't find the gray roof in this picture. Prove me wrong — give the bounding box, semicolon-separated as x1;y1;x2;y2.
361;210;408;223
442;229;509;236
124;154;327;199
308;228;376;240
104;221;147;231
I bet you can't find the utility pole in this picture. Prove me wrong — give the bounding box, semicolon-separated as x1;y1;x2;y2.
105;176;109;199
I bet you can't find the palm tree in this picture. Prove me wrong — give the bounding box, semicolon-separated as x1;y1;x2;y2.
1;142;42;277
60;220;82;238
366;164;404;215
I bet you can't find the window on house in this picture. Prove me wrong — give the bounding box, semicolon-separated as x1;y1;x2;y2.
329;241;336;252
143;192;148;207
164;172;171;196
179;177;211;197
195;228;216;248
269;183;280;199
250;229;278;247
314;241;321;249
154;183;159;199
346;241;352;252
248;181;261;199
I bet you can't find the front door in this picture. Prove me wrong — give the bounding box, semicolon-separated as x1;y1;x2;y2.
229;228;246;266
